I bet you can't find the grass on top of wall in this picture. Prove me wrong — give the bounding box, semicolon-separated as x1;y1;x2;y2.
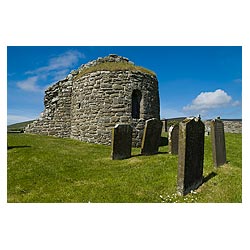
7;133;242;203
75;61;156;80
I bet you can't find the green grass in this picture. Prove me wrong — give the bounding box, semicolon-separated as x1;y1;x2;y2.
7;133;242;203
75;61;156;80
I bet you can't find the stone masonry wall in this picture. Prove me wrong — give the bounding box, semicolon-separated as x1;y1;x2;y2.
165;118;242;134
71;70;159;147
204;120;242;133
25;54;160;147
25;79;72;137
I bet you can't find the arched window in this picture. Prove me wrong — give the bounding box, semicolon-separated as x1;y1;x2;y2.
132;90;142;119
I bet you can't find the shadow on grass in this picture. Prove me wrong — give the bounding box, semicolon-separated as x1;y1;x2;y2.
7;145;31;150
202;171;217;184
131;151;169;158
159;137;168;146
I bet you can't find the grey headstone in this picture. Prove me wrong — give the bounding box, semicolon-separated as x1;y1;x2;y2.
161;119;167;133
141;118;162;155
177;117;205;195
210;118;226;167
205;125;210;136
168;124;179;154
111;124;132;160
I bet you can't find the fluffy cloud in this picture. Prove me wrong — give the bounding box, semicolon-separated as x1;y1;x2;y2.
26;50;85;75
183;89;239;112
17;50;85;92
16;76;42;92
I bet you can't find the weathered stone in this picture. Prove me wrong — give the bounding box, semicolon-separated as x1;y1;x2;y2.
204;120;242;134
25;54;160;147
161;119;167;133
168;124;179;155
120;116;130;123
210;118;227;167
141;118;162;155
100;83;112;89
177;117;205;196
205;125;210;136
112;84;124;90
111;124;132;160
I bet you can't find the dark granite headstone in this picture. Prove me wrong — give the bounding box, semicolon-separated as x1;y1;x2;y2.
168;124;179;155
210;118;226;167
111;124;132;160
141;118;162;155
177;117;205;195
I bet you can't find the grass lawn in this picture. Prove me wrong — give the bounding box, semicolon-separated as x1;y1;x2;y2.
7;133;242;203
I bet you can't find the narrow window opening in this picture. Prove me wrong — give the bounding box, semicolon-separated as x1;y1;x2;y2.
132;90;142;119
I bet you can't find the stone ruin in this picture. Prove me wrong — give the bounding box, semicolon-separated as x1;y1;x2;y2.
25;54;160;147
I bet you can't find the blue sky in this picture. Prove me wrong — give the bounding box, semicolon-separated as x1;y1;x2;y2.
7;46;242;125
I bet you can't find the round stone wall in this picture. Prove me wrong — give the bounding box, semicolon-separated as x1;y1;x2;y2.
25;54;160;147
71;70;160;147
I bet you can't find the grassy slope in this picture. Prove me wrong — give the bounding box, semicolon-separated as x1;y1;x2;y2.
7;133;242;203
7;120;35;132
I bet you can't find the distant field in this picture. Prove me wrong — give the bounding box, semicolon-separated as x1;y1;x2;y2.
7;133;242;203
7;120;35;132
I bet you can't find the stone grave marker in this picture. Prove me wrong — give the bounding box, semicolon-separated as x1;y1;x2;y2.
111;124;132;160
210;118;226;167
205;125;210;136
161;119;167;133
177;117;205;195
141;118;162;155
168;124;179;154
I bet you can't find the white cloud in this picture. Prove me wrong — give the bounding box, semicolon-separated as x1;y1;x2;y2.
26;50;85;75
17;50;85;92
51;69;70;81
16;76;42;92
183;89;233;111
232;100;241;107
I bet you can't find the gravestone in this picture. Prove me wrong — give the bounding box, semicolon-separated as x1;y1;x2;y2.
177;117;205;195
161;119;167;133
168;124;179;154
210;118;226;167
205;126;210;136
141;118;162;155
111;124;132;160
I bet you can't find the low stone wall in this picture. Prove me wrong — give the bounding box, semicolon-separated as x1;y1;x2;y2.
222;121;242;133
204;120;242;134
164;118;242;134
